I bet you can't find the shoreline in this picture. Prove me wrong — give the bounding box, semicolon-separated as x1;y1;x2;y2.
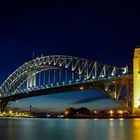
1;116;140;119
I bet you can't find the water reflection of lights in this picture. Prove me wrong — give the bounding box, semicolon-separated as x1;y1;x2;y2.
64;118;69;121
94;118;98;120
109;118;114;121
119;118;124;121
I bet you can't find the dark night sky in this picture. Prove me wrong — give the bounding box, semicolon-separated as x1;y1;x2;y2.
0;1;140;112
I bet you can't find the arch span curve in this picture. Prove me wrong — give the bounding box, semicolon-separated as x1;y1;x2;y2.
1;55;127;98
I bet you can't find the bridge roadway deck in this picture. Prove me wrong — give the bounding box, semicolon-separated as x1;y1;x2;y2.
0;74;133;102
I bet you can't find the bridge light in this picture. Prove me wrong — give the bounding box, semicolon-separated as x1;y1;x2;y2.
92;76;95;79
122;71;125;74
134;103;139;108
109;110;113;115
118;110;123;114
2;112;6;116
65;111;69;115
80;86;84;90
9;110;13;116
122;68;127;74
51;84;53;86
63;82;65;85
101;75;104;78
9;110;12;114
94;110;97;114
111;73;114;76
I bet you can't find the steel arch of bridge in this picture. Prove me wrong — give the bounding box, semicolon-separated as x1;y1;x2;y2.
0;55;128;100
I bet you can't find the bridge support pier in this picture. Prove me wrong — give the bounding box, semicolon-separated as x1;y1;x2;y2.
133;47;140;116
116;79;133;108
27;74;36;89
104;76;133;109
0;100;8;113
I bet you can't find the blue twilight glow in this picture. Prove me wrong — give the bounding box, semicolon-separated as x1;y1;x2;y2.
0;1;140;111
7;90;118;112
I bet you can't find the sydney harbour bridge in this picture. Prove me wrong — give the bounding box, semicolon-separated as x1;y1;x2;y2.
1;47;140;113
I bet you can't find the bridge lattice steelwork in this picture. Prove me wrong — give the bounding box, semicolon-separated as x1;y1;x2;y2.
0;55;132;112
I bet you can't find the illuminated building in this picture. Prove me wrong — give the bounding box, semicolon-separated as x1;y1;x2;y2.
133;47;140;111
79;86;84;90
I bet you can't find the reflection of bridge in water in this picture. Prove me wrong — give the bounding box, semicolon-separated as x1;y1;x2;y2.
0;54;133;112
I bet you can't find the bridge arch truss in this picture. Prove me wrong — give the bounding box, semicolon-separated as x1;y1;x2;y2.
0;55;128;102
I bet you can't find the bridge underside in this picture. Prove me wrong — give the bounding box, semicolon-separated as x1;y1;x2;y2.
0;76;133;112
0;55;132;112
0;83;101;112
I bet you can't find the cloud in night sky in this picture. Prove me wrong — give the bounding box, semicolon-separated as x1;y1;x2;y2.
72;96;109;104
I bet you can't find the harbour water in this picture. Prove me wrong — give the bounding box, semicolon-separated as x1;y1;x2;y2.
0;118;140;140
